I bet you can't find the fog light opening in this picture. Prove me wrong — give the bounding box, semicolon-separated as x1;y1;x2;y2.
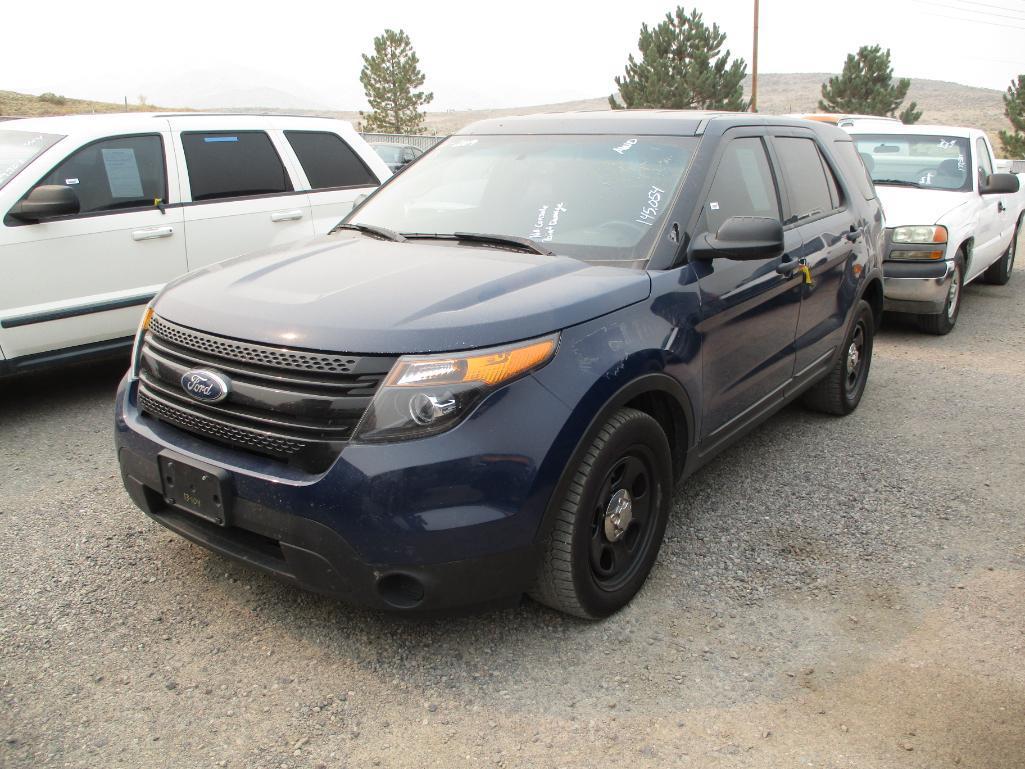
377;572;426;609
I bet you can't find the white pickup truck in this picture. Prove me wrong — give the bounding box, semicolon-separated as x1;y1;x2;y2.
843;121;1024;334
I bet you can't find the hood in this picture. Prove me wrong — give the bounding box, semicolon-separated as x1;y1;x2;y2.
875;186;969;228
154;234;651;354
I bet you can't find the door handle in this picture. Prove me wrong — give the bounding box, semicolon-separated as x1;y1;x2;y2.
132;226;173;241
271;209;304;222
776;257;804;275
998;201;1007;213
846;227;863;243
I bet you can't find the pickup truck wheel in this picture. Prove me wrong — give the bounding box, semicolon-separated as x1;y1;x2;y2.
918;255;963;335
984;220;1019;285
530;407;672;619
802;299;874;416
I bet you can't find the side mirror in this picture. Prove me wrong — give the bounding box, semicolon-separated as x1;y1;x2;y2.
9;185;80;222
980;172;1020;195
689;216;784;261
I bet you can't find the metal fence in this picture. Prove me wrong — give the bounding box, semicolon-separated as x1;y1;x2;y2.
359;133;447;151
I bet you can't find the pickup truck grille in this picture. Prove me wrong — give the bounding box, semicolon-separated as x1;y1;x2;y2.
136;315;396;472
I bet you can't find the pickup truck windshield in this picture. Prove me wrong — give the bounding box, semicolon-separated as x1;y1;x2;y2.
349;134;698;264
0;131;64;191
852;134;972;192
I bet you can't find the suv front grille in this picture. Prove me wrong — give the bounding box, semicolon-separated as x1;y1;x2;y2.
137;315;396;472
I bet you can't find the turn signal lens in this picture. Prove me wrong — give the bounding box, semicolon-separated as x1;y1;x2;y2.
892;225;947;244
129;304;156;379
385;336;558;388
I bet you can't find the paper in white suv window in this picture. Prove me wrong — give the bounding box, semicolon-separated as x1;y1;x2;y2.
102;148;144;198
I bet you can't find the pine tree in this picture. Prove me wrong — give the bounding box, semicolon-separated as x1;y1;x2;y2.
819;45;920;124
610;6;747;111
998;75;1025;158
359;29;433;134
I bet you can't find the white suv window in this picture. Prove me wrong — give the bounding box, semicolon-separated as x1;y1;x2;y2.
32;134;166;215
284;131;378;189
181;131;293;202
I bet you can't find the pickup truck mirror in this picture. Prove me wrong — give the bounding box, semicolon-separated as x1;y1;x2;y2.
9;185;80;222
980;173;1020;195
689;216;785;261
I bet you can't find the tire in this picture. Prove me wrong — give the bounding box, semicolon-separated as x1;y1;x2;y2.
803;299;874;416
917;254;964;335
984;220;1019;285
530;407;673;619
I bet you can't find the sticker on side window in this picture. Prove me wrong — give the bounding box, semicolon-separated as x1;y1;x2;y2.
204;136;239;143
101;148;143;198
636;185;666;226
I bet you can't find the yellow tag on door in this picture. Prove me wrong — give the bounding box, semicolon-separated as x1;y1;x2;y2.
799;264;814;286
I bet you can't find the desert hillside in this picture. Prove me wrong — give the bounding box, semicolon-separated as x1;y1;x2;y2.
2;73;1013;148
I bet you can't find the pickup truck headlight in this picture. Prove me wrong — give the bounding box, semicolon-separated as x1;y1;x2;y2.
889;225;947;260
352;334;559;442
129;305;155;380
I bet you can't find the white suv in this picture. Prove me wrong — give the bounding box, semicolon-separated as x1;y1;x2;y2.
0;113;391;375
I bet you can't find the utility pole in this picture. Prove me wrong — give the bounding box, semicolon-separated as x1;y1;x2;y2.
751;0;760;112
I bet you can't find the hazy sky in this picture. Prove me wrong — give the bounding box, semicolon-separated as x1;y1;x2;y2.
4;0;1024;110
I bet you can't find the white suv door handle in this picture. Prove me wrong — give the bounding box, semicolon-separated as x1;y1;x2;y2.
132;226;174;241
271;209;304;222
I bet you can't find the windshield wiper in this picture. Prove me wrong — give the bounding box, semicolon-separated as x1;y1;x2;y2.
404;232;554;256
873;179;922;188
332;222;407;242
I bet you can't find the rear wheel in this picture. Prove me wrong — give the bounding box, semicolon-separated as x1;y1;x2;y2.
803;299;874;416
984;220;1019;285
918;254;963;335
530;408;672;619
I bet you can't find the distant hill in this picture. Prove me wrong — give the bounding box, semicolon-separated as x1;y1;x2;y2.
2;74;1013;150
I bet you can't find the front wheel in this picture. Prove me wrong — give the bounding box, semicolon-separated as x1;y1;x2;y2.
918;255;964;335
530;408;672;619
803;299;874;416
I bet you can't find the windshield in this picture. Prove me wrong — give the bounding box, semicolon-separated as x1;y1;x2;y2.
349;134;698;264
373;145;404;163
852;133;972;191
0;130;64;191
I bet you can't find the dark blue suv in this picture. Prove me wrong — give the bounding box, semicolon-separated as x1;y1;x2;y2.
115;112;884;618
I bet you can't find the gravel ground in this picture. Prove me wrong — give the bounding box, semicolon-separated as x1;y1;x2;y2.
2;255;1024;769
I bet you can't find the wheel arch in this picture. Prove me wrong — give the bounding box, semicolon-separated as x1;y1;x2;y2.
531;372;696;547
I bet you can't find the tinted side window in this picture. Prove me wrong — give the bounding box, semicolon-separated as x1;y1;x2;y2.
704;137;780;233
35;134;165;215
832;140;876;200
284;131;378;189
181;132;292;201
774;137;833;223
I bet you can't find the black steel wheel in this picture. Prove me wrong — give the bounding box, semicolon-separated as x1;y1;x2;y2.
530;407;672;619
803;299;875;416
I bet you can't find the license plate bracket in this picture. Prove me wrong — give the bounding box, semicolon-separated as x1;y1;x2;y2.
158;451;233;526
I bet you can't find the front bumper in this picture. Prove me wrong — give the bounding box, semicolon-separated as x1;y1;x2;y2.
115;372;572;612
882;259;955;315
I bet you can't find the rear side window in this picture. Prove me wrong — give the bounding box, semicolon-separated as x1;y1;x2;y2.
704;137;780;233
181;132;292;201
832;140;876;200
284;131;378;189
33;134;166;215
774;137;835;223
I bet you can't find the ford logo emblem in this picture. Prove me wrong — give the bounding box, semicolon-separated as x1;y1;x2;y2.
180;369;230;403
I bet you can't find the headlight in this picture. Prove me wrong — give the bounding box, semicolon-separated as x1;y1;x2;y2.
892;225;947;245
129;304;154;380
352;334;559;442
889;226;947;260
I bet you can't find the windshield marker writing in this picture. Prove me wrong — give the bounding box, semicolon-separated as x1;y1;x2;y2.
543;203;567;242
613;138;638;155
636;186;665;226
